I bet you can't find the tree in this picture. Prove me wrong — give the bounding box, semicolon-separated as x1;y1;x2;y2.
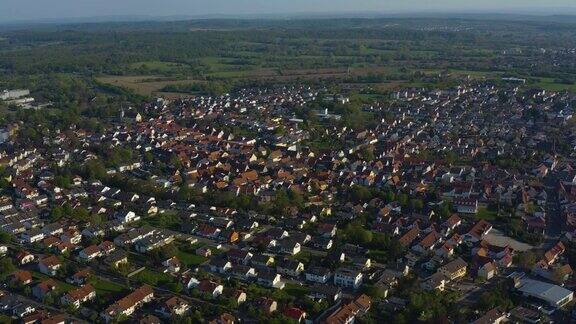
0;257;16;280
50;206;64;222
350;185;373;202
342;223;373;245
476;287;514;311
0;231;12;244
398;193;409;207
514;251;537;270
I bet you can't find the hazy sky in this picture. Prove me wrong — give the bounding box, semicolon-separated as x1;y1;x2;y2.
1;0;575;22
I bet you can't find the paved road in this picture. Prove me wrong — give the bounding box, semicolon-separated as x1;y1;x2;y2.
543;171;564;248
2;288;88;323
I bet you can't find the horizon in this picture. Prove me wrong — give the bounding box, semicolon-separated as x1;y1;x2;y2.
1;0;576;24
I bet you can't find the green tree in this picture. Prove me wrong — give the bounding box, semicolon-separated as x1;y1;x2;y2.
0;257;16;280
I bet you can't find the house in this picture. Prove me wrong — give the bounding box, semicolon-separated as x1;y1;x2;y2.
438;258;467;281
477;260;497;280
60;229;82;244
208;258;232;274
162;257;181;274
421;272;446;291
471;307;507;324
12;270;32;285
102;285;154;322
276;259;304;277
20;228;44;244
232;290;247;305
399;226;420;247
323;294;371;324
308;284;342;302
251;254;274;267
115;210;140;223
413;230;441;253
209;313;236;324
104;250;129;268
12;304;35;318
16;250;35;265
257;271;284;289
157;296;190;317
278;239;301;255
99;240;116;255
79;245;102;261
38;255;62;276
140;315;162;324
61;284;96;308
543;241;565;265
32;279;58;300
257;297;277;314
318;223;337;238
196;246;212;258
284;307;307;322
67;268;91;285
454;198;478;214
334;268;363;289
185;277;200;290
312;236;333;250
443;214;462;234
305;266;332;284
231;264;257;281
227;249;253;265
197;280;224;298
466;220;493;242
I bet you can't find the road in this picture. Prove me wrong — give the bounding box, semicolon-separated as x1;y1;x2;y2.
543;170;564;248
1;288;88;323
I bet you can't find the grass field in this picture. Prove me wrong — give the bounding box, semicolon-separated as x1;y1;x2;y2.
134;268;174;286
96;75;200;97
176;249;208;267
129;61;190;73
31;271;75;292
284;283;309;298
533;78;576;92
89;277;127;296
476;207;499;221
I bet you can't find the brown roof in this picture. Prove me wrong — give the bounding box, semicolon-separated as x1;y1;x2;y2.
446;214;461;227
164;296;189;309
440;257;467;274
198;280;220;293
418;231;440;249
40;255;61;268
399;226;420;247
65;284;95;302
105;285;154;316
468;220;492;239
13;270;32;283
36;279;58;293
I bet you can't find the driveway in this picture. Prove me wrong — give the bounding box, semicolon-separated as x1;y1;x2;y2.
483;229;534;252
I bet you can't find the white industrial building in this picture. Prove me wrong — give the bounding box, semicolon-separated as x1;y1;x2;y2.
517;278;573;309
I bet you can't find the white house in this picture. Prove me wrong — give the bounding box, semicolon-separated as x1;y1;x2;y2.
334;268;363;289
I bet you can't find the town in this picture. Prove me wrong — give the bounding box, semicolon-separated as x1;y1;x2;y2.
0;79;574;324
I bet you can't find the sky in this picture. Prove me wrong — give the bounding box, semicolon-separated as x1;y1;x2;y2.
1;0;575;22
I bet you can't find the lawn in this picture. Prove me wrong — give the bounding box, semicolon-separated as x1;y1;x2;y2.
176;250;207;266
476;207;499;221
129;61;190;73
0;314;12;324
284;283;309;298
176;248;208;267
31;272;75;292
89;277;127;296
533;78;576;92
134;269;174;286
